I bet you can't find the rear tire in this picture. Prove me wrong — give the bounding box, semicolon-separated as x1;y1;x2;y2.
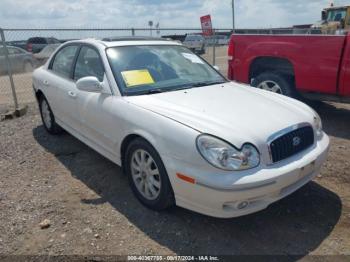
252;72;297;98
39;96;63;135
125;138;175;211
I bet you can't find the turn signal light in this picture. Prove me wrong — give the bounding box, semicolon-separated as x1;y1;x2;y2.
176;173;196;184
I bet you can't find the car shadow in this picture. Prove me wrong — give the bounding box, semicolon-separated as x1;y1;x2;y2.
304;99;350;140
33;126;342;257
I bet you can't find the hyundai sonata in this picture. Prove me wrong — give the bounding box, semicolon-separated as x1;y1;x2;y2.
32;38;329;218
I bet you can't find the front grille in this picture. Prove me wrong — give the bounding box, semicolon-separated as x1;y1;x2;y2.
269;126;314;163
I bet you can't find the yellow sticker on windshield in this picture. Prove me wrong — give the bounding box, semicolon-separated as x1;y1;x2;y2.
121;69;155;87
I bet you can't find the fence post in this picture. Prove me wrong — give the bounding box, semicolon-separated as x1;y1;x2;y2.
0;28;19;110
131;28;135;36
212;30;216;66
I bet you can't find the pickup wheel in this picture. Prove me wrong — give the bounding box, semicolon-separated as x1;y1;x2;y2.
125;138;175;211
39;96;64;135
252;72;297;98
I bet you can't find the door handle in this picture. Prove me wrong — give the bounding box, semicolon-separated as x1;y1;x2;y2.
67;91;77;99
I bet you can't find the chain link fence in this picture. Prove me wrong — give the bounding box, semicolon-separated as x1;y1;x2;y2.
1;27;340;112
0;28;232;112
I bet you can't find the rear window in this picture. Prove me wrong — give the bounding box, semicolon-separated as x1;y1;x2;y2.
28;38;47;44
48;38;61;44
185;35;202;41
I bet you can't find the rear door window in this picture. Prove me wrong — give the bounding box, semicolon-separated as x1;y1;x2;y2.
51;45;79;78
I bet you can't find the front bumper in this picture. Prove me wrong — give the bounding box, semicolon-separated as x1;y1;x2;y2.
163;133;330;218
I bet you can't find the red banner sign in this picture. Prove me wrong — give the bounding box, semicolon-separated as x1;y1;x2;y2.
200;15;213;36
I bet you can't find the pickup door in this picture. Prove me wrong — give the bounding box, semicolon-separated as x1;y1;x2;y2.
230;34;347;95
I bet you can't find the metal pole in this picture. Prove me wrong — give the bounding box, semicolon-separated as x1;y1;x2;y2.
131;28;135;36
212;30;216;66
0;28;19;110
232;0;235;30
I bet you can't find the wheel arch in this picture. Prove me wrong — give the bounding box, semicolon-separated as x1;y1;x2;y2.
249;56;295;83
34;88;45;102
120;132;161;172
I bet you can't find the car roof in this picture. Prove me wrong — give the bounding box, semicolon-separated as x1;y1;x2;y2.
325;6;350;10
102;36;172;42
64;37;182;48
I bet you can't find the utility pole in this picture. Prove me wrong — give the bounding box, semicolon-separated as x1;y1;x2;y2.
232;0;235;30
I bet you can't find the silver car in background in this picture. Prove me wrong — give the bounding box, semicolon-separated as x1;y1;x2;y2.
183;34;205;55
33;44;61;66
0;46;36;75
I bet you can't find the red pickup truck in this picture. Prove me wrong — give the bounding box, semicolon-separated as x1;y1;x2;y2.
227;33;350;103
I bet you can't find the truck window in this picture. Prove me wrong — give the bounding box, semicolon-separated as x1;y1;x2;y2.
327;9;346;22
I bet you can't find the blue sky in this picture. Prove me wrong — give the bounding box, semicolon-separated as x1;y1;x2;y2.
1;0;350;29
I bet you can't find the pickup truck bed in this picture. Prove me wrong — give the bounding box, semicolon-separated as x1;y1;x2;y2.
227;33;350;101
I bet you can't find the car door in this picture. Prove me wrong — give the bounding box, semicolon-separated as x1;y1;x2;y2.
72;45;117;154
47;45;81;131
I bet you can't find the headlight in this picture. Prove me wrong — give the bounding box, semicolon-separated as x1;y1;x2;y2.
196;135;260;171
312;110;323;138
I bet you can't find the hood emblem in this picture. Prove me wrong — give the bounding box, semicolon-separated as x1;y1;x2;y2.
292;136;301;147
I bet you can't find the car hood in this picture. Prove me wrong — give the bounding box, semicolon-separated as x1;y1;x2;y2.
124;82;315;149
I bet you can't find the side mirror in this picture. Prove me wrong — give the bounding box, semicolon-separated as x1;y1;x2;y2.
213;65;220;71
76;76;102;93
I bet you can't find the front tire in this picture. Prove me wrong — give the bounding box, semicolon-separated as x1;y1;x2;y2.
125;138;175;211
252;72;297;98
39;96;63;135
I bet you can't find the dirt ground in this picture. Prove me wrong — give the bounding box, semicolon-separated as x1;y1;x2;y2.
0;99;349;259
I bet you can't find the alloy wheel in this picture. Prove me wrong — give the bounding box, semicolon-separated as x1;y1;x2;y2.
130;149;161;200
257;80;283;94
41;99;52;129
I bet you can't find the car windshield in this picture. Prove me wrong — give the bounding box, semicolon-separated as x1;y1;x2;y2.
106;45;226;96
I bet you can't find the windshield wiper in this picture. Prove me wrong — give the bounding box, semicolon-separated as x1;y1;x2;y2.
144;89;164;95
188;80;227;88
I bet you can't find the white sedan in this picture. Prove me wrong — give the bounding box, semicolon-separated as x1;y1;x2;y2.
33;38;329;218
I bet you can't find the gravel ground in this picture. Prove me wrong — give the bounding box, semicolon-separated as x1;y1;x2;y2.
0;100;349;258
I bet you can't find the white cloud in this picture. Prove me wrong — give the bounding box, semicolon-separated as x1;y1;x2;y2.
1;0;350;29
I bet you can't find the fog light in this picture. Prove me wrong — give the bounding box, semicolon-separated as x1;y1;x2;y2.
237;201;249;210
